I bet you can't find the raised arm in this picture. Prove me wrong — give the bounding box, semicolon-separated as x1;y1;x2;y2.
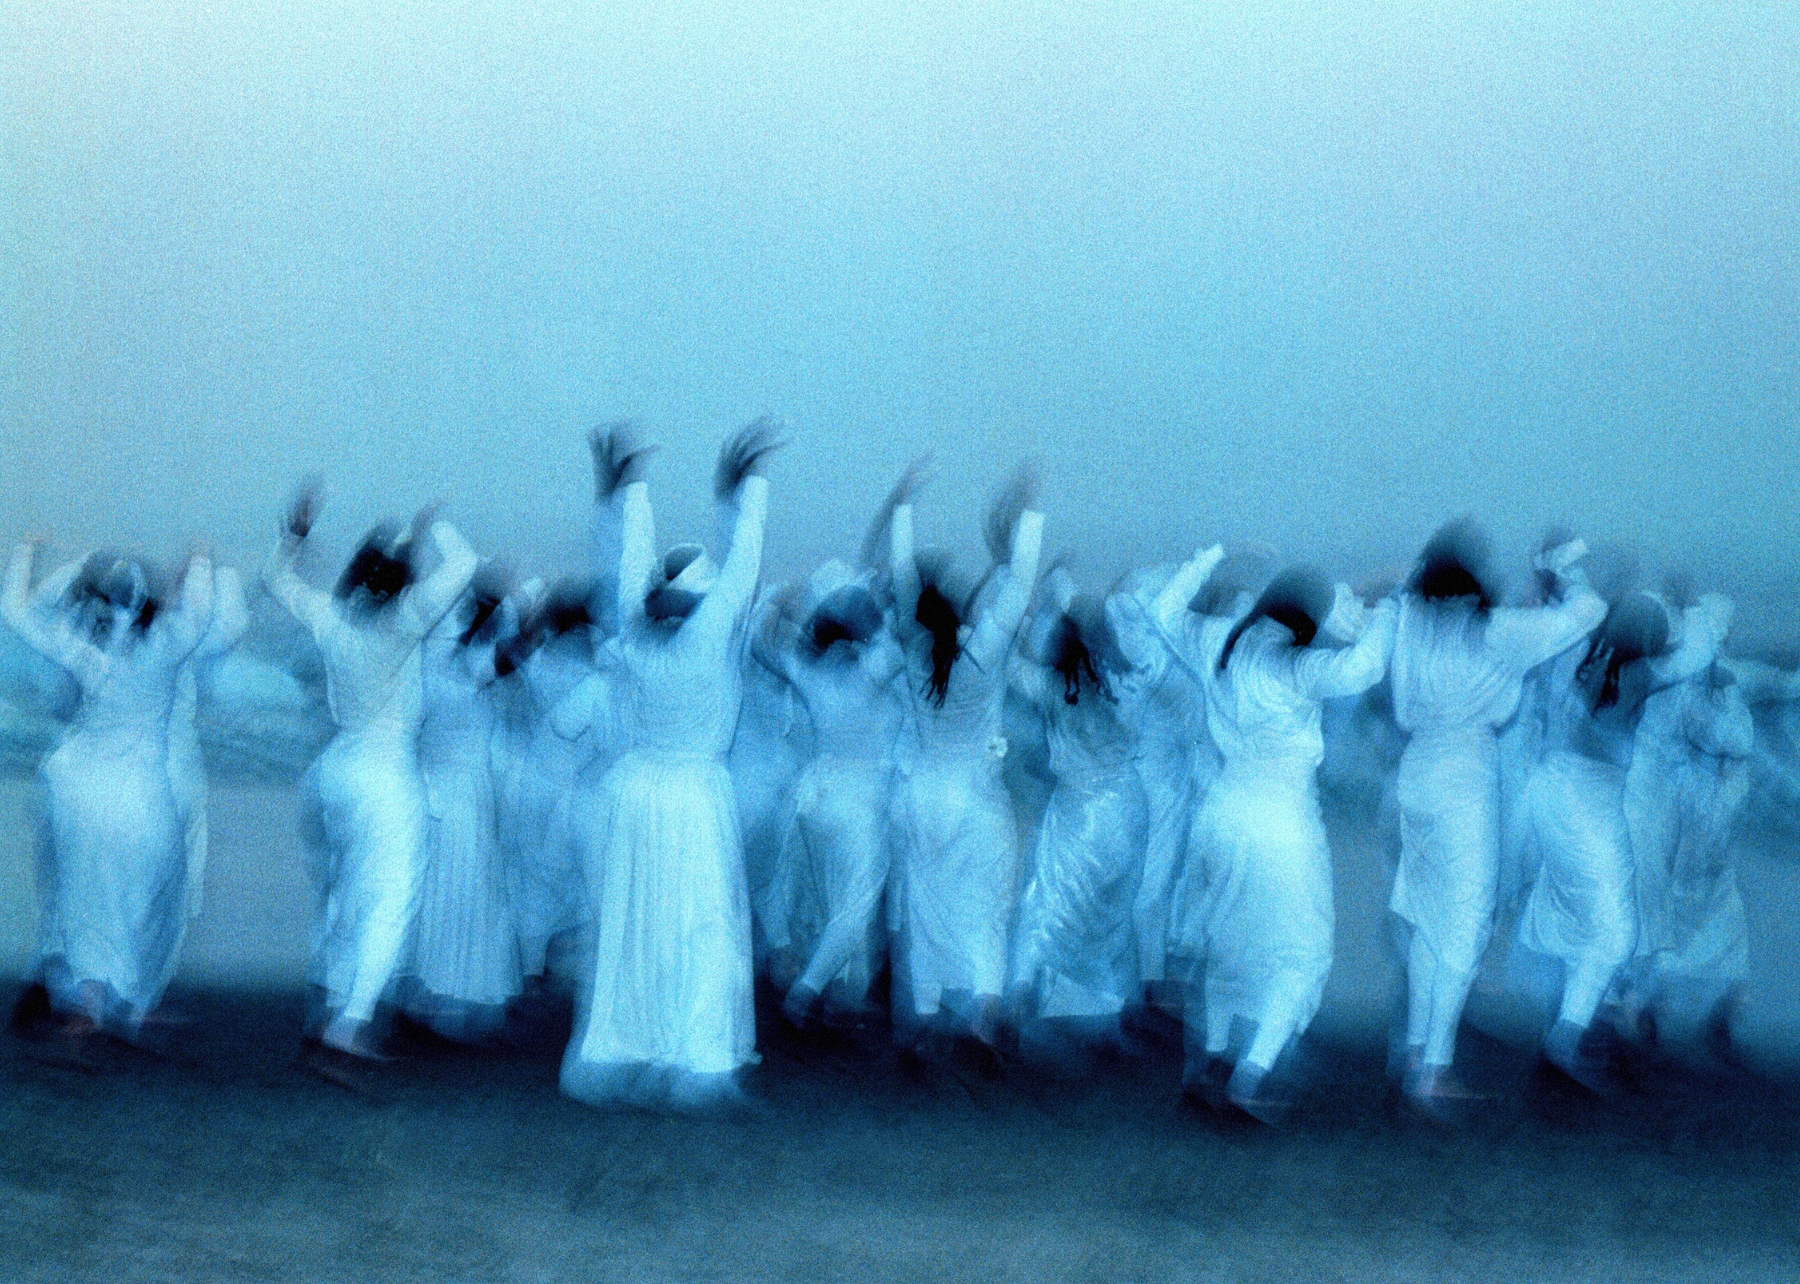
158;554;217;663
194;565;251;661
703;475;768;625
263;488;340;641
887;503;924;642
1149;545;1225;636
396;520;479;642
965;507;1045;673
3;541;107;676
1292;594;1398;700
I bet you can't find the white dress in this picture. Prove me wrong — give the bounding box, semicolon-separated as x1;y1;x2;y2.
1625;672;1755;1018
499;635;601;979
3;548;215;1022
758;627;905;1003
265;523;477;1025
885;503;1043;1021
407;609;522;1033
1173;601;1396;1071
1518;598;1727;1030
560;477;766;1108
1007;654;1148;1018
1387;585;1603;1064
1106;574;1210;990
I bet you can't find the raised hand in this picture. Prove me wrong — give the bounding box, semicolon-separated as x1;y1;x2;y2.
983;460;1041;565
714;416;790;499
283;476;324;542
591;420;659;499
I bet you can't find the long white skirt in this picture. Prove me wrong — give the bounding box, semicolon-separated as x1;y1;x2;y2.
1390;731;1500;980
312;728;427;1024
763;755;890;1000
1011;769;1148;1017
1132;755;1196;986
1187;762;1334;1058
890;754;1019;1017
1518;751;1638;1026
42;731;186;1018
409;750;522;1021
561;750;757;1107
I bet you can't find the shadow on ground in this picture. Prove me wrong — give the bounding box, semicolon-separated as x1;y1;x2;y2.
3;984;1798;1284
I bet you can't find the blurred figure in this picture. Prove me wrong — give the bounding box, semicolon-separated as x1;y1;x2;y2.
1513;591;1724;1089
1006;566;1149;1046
265;488;478;1070
886;465;1044;1054
3;540;215;1043
1175;567;1395;1121
401;568;524;1043
559;419;782;1113
1386;523;1603;1111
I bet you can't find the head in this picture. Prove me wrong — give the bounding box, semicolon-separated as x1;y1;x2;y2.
497;580;593;677
808;586;883;658
1051;599;1125;705
1578;592;1671;714
335;522;414;610
456;567;509;648
1218;566;1334;672
71;552;158;641
644;544;716;625
1412;518;1496;611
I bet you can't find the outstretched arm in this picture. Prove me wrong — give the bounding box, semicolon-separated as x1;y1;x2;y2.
1149;545;1225;637
159;553;217;662
1293;594;1398;700
888;502;924;643
263;487;340;641
397;520;479;642
1718;657;1800;704
1648;593;1734;688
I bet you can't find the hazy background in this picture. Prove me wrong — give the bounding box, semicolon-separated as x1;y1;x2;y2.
2;1;1795;637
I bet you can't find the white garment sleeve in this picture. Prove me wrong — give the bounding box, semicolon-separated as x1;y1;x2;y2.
694;474;767;635
615;481;657;630
1648;594;1733;687
965;509;1044;673
887;503;923;644
1291;596;1397;700
1485;585;1607;674
263;536;341;644
2;543;108;679
397;522;479;642
1149;546;1224;636
157;555;217;664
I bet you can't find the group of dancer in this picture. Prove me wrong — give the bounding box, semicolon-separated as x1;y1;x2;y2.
7;421;1797;1123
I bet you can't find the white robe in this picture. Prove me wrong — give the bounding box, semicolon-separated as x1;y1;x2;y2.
407;612;521;1028
1386;587;1603;1061
560;477;766;1107
1174;602;1396;1070
1007;656;1148;1018
3;549;216;1021
886;504;1043;1020
758;629;905;1003
265;523;477;1024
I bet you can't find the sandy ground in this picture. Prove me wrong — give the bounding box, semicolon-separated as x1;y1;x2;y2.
3;982;1799;1284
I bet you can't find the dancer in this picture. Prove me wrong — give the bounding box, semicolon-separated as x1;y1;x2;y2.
1386;524;1603;1109
1175;566;1395;1120
559;419;783;1112
265;488;478;1066
886;465;1044;1050
1514;591;1723;1088
3;541;215;1038
404;569;523;1042
1007;566;1149;1034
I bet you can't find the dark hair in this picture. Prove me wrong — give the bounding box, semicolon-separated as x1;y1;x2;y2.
335;523;413;608
1218;567;1332;672
1578;593;1669;713
808;587;883;658
1048;613;1100;704
1411;519;1496;610
915;582;962;707
72;553;159;638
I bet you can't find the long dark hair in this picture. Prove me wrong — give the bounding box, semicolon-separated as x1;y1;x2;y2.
72;553;159;638
915;582;962;707
1578;593;1669;714
1218;567;1332;673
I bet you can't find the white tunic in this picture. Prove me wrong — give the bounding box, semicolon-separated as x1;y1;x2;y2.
265;523;477;1024
887;503;1043;1017
1387;587;1604;979
560;477;766;1106
3;547;215;1019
